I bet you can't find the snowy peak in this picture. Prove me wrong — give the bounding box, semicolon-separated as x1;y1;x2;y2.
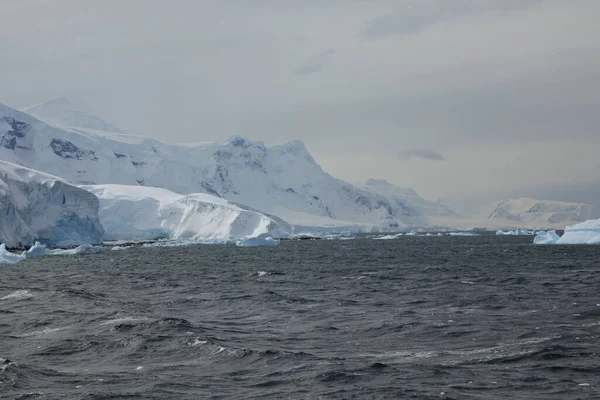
21;97;123;133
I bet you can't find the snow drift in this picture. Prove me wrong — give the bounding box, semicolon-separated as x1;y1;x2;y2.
0;160;103;248
80;184;293;242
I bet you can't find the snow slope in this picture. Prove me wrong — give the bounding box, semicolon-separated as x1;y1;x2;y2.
21;97;123;133
363;179;456;226
480;198;595;229
1;101;441;230
81;184;293;241
0;160;103;248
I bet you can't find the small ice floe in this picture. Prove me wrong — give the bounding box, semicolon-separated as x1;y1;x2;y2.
448;232;478;236
236;237;280;247
136;366;144;371
257;271;270;277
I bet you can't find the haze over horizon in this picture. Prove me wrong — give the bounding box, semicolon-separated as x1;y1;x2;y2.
1;0;599;210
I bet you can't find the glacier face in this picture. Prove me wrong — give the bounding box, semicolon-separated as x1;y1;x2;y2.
81;184;293;241
0;160;103;248
1;101;439;230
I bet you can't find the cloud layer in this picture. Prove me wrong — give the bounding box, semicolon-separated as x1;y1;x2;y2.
0;0;599;204
397;148;446;161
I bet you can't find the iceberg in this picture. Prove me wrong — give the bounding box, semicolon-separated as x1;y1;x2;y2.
533;219;600;245
557;219;600;244
533;230;560;245
448;232;478;237
0;160;103;248
235;237;280;247
24;241;48;259
81;184;293;242
0;244;25;264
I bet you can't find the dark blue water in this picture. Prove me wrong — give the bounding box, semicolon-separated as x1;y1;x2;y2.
1;235;599;399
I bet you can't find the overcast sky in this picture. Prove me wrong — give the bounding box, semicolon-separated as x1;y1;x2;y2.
1;0;599;208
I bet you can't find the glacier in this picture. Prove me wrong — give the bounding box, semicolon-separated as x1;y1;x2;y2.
80;184;293;242
0;160;103;248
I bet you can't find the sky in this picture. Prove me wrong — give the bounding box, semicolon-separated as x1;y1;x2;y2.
1;0;599;210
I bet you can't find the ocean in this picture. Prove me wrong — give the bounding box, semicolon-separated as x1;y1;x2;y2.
1;235;599;399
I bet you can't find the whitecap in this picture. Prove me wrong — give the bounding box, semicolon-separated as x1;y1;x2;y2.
99;316;151;326
1;289;33;300
20;326;68;337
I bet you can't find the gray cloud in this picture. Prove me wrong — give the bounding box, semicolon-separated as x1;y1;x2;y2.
363;0;542;39
293;49;336;75
398;148;446;161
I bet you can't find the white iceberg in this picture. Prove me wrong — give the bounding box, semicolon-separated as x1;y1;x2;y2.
0;244;25;264
0;160;103;248
533;230;560;245
235;237;280;247
533;219;600;245
557;219;600;244
448;232;478;236
81;184;293;242
24;241;48;259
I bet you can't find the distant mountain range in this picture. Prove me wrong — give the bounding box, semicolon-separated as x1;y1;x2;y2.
1;98;595;232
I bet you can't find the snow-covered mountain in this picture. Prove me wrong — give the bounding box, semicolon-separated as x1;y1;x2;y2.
0;160;103;248
82;184;293;241
363;179;456;226
1;100;445;230
21;97;123;133
481;198;596;229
